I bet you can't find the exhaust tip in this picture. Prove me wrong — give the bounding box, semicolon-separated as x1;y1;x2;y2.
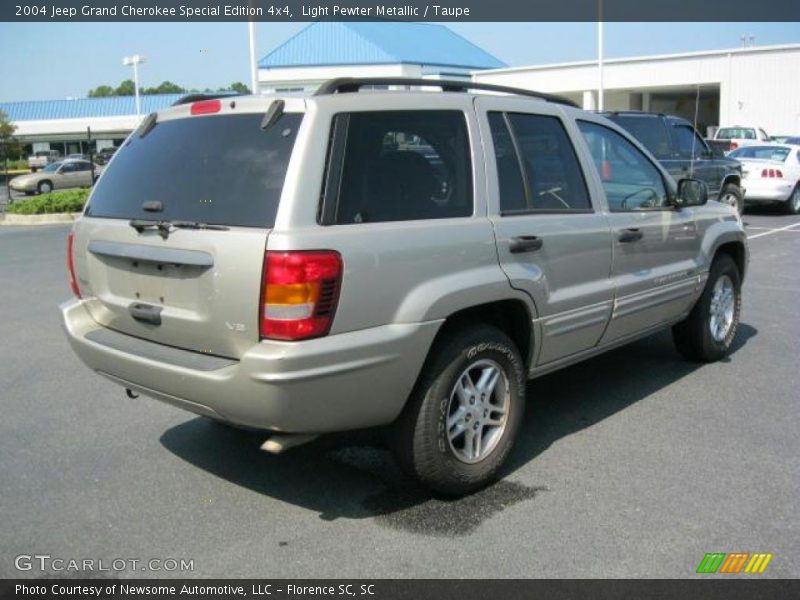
261;434;318;454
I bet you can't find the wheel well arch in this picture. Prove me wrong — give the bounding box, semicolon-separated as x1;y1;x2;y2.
714;240;746;278
720;174;741;192
431;300;534;367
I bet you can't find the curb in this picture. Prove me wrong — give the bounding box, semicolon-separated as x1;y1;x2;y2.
0;212;82;226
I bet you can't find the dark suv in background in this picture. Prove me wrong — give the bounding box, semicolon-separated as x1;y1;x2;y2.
603;112;745;214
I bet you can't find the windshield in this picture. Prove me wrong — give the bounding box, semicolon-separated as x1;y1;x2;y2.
85;112;302;228
717;127;756;140
43;162;62;173
729;146;790;162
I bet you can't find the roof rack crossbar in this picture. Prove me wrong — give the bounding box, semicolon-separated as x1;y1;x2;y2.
313;78;578;107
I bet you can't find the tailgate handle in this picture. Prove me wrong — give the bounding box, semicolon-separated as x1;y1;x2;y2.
129;303;162;326
88;241;213;268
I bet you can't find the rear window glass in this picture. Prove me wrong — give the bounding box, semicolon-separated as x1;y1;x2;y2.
717;127;756;140
85;112;302;227
729;146;790;162
607;115;672;159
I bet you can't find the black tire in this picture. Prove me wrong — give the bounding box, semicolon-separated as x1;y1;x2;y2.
37;180;53;194
785;184;800;215
392;324;525;496
719;183;744;215
672;254;742;362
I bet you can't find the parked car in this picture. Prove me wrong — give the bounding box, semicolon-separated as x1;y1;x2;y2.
9;159;96;194
61;79;748;495
27;149;61;172
67;153;87;160
710;125;771;154
94;146;119;165
728;144;800;214
603;111;745;213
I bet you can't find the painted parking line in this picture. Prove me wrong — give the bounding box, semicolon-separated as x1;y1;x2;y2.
747;222;800;239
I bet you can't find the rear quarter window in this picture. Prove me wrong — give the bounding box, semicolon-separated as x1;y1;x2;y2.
326;110;472;224
85;112;302;228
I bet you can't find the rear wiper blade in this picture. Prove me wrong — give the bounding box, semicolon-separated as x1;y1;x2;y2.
129;219;172;239
170;221;229;231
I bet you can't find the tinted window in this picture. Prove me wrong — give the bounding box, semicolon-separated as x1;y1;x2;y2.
86;113;302;228
729;145;790;162
607;115;672;159
577;121;668;211
672;125;706;158
332;111;472;224
489;112;590;213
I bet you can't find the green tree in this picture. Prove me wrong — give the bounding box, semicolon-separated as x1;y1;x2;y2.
87;85;115;98
0;110;21;161
114;79;136;96
227;82;251;94
142;81;186;95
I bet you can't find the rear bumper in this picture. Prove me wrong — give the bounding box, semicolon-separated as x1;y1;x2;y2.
61;299;440;433
742;180;794;202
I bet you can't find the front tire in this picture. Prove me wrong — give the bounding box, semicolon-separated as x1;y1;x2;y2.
673;254;741;362
719;183;744;215
392;325;525;496
37;180;53;194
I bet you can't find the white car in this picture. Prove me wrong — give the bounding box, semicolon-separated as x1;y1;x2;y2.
712;126;771;153
728;144;800;214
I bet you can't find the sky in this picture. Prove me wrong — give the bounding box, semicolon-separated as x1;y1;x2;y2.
0;21;798;102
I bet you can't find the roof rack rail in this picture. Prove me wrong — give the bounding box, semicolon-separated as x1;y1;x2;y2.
172;92;241;106
313;78;579;108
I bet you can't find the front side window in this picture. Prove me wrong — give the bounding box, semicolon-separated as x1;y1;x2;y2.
488;112;591;213
331;111;472;224
577;121;669;211
672;125;707;159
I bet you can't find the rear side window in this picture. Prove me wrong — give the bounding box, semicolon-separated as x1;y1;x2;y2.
328;111;472;224
608;115;672;159
488;111;591;213
85;112;302;228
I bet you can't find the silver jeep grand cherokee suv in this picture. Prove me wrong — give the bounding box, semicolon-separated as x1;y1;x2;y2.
61;79;748;495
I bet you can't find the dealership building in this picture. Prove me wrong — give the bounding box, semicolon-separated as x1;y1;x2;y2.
1;28;798;156
473;43;800;137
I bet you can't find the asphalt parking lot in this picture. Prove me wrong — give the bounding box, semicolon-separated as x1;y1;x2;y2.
1;210;798;579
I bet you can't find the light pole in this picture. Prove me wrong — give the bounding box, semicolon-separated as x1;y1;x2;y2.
122;54;146;117
247;21;259;94
597;1;604;111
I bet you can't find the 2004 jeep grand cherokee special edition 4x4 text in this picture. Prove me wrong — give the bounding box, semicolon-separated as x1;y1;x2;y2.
62;79;748;495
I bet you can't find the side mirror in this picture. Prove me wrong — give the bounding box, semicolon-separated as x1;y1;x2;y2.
676;178;708;207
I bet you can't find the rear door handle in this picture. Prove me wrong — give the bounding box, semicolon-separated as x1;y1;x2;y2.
618;228;643;243
509;235;543;254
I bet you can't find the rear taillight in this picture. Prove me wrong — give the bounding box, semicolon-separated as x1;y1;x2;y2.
730;142;739;151
760;169;784;178
259;250;342;341
67;231;81;298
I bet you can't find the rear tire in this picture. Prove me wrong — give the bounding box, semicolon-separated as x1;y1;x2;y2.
719;183;744;215
672;254;741;362
392;325;525;496
785;184;800;215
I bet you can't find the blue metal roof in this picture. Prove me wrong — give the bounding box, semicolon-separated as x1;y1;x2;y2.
259;22;505;70
0;94;184;122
